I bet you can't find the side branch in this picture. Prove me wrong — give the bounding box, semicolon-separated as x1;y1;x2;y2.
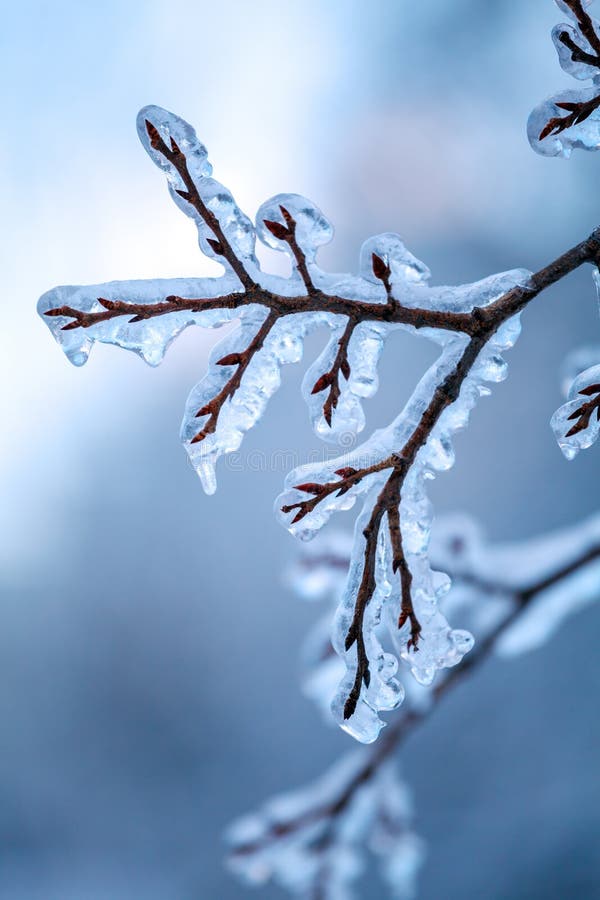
388;493;420;651
311;318;356;426
317;227;600;718
539;94;600;141
563;0;600;58
558;28;600;67
144;120;257;291
191;310;278;444
264;205;317;295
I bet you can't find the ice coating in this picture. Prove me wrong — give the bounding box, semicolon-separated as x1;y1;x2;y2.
182;309;310;493
359;234;431;291
301;318;389;443
559;343;600;395
529;1;600;157
552;23;600;80
551;362;600;458
256;193;333;263
528;87;600;157
37;276;241;367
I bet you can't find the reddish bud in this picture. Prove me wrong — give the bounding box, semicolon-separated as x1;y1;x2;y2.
566;407;584;421
279;205;295;227
311;373;331;394
372;252;390;281
264;219;289;240
578;383;600;396
145;120;162;150
216;353;242;366
206;238;224;255
334;467;357;479
340;358;351;380
294;482;324;495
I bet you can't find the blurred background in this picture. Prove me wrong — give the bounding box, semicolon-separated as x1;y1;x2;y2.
1;0;600;896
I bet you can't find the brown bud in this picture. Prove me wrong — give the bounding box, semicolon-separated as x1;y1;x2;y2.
216;353;242;366
294;482;324;495
264;219;289;240
578;383;600;396
207;238;224;255
372;252;390;281
334;467;357;479
279;205;295;227
145;120;162;150
311;373;332;394
340;358;351;380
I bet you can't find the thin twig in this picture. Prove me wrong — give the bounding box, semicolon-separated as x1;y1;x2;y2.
312;317;356;426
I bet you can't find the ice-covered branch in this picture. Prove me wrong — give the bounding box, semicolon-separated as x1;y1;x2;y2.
530;0;600;153
39;45;600;741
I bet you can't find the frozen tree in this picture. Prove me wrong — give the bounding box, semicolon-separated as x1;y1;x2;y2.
37;0;600;895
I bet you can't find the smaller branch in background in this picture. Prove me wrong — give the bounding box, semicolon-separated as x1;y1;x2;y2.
565;382;600;436
227;515;600;899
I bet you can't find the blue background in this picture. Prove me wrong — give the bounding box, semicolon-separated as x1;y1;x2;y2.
1;0;599;896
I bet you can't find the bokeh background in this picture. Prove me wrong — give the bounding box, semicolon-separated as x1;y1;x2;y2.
2;0;600;897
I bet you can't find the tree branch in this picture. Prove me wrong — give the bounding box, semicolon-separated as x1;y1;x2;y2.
191;310;278;443
289;228;600;718
311;317;356;426
563;0;600;58
558;28;600;67
42;112;600;721
539;93;600;140
144;121;257;291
